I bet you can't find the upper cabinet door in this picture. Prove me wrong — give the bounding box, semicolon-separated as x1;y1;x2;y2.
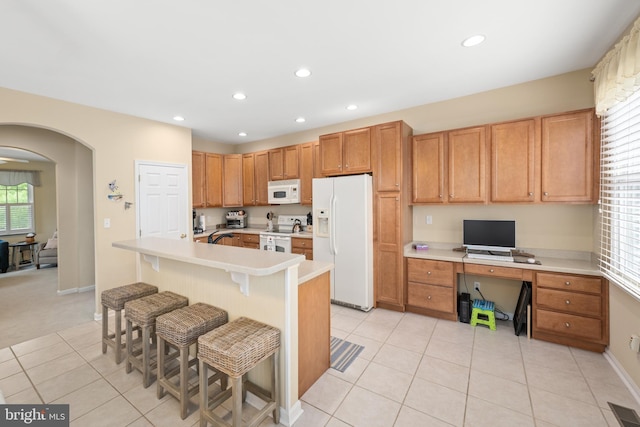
541;110;594;203
375;122;402;192
490;119;537;203
412;133;446;203
299;142;314;205
192;151;206;208
319;132;344;176
283;145;300;179
268;148;284;181
205;153;223;207
343;128;371;174
223;154;243;207
448;126;487;203
242;153;256;206
254;150;270;205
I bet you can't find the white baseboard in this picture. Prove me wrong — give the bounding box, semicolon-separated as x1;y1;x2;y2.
605;349;640;406
57;284;95;296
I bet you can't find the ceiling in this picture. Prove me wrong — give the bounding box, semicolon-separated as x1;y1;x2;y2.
1;1;639;151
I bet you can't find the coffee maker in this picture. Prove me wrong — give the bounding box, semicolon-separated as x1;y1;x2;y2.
193;209;204;234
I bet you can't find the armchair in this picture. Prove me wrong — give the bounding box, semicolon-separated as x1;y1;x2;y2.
36;239;58;269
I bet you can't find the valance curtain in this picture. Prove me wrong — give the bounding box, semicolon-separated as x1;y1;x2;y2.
592;16;640;116
0;170;41;186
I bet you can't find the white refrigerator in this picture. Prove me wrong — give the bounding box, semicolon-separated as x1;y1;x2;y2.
312;174;373;311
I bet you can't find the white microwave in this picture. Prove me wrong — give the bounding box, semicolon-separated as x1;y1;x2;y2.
268;179;300;204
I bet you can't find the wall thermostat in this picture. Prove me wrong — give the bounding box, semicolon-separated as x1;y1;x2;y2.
629;335;640;352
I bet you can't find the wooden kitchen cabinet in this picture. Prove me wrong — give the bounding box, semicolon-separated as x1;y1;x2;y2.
192;151;223;208
541;110;595;203
299;142;315;206
406;258;456;321
319;127;371;176
448;126;487;203
269;145;299;181
222;154;243;207
242;233;260;249
243;151;269;206
375;121;412;192
490;119;537;203
292;237;313;260
220;233;243;247
533;272;608;352
374;192;404;310
192;151;206;208
412;132;446;203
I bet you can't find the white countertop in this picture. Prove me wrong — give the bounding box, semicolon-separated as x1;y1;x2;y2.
298;260;333;284
194;228;313;239
404;243;601;276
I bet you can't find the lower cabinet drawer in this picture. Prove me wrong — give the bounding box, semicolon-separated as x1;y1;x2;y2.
536;288;602;315
407;282;454;313
535;309;603;341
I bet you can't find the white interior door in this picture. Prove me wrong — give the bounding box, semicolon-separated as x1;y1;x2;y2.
136;161;189;239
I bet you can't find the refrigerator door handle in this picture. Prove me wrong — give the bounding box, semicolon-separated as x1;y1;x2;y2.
330;194;337;255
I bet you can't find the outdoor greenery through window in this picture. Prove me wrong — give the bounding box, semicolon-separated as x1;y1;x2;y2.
599;88;640;299
0;183;35;235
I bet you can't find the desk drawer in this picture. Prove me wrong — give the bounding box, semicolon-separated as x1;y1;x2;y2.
535;309;603;341
407;258;454;287
536;288;602;316
407;282;454;313
536;273;602;294
463;263;523;280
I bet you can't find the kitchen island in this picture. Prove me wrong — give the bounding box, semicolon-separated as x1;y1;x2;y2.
113;237;332;426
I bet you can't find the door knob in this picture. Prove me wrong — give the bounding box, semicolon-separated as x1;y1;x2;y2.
180;233;187;239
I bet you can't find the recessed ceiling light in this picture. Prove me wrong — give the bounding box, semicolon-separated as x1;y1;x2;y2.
173;116;185;121
461;34;485;47
295;68;312;78
232;92;247;100
346;104;358;111
295;117;306;123
238;132;247;137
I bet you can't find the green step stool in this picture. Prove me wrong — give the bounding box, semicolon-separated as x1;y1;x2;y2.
470;299;496;330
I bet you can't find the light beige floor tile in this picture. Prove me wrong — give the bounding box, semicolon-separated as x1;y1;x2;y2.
51;378;119;421
404;377;466;427
0;371;33;397
326;418;350;427
126;417;155;427
525;360;596;405
0;347;14;363
415;355;469;394
86;349;125;377
395;312;437;335
394;405;452;427
4;385;42;404
70;395;142;427
331;314;363;334
468;370;531;416
464;395;535;427
529;386;608;427
25;351;87;385
365;308;403;327
0;358;22;380
343;334;382;361
473;324;522;357
326;354;369;384
291;402;331;427
11;332;64;357
355;361;413;403
57;320;102;341
123;381;171;415
334;386;401;427
334;306;370;321
586;375;640;412
301;372;352;415
602;408;622;427
425;338;472;367
143;395;202;427
385;328;430;354
63;328;103;351
519;339;581;374
37;363;101;403
573;347;627;386
105;365;146;394
431;320;475;347
351;320;394;343
471;347;526;384
330;328;349;340
17;340;75;370
372;343;422;375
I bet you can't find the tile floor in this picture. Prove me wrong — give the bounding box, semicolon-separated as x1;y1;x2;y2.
1;302;639;426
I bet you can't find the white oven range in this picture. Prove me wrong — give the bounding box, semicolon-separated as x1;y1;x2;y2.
259;214;307;253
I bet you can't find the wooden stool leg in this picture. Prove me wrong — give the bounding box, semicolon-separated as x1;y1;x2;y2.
142;325;152;388
101;304;108;354
273;350;280;424
157;336;166;399
179;345;189;419
199;360;208;427
232;376;243;427
125;319;133;374
114;309;123;364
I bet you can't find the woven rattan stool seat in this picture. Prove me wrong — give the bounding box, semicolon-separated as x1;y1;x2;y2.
156;303;228;347
156;303;228;420
101;282;158;364
198;316;281;378
101;282;158;310
198;317;281;427
125;291;188;327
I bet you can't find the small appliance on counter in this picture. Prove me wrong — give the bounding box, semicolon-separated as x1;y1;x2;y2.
226;210;247;229
193;209;203;234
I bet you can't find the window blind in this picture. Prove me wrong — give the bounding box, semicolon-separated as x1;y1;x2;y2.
600;88;640;299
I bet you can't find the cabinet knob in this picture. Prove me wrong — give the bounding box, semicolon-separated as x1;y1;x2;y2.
427;271;432;275
338;164;341;168
345;164;349;168
427;295;432;300
439;194;443;198
395;183;399;187
565;322;571;328
544;192;549;196
565;281;571;286
450;194;454;198
489;269;494;273
565;300;571;305
528;192;533;196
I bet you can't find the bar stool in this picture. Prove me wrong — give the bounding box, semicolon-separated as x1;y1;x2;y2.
156;303;229;419
125;291;188;387
198;317;281;427
101;282;158;364
470;299;497;330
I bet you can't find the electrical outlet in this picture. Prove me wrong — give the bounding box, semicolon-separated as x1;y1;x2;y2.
630;334;640;352
474;281;481;291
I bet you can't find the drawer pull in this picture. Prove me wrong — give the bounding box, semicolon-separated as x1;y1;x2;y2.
565;322;571;328
427;295;432;300
565;281;571;286
565;300;571;305
489;269;494;273
427;271;432;275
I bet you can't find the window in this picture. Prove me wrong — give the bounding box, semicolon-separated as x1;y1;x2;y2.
0;183;35;235
600;88;640;299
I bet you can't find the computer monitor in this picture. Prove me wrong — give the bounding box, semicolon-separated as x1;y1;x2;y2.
463;220;516;253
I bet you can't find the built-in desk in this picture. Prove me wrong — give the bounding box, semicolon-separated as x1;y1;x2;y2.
404;244;608;352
